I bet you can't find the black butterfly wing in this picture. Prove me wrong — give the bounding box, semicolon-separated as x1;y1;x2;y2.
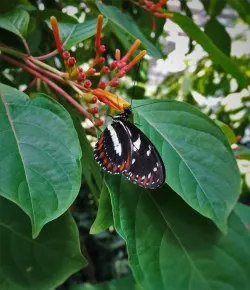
94;121;132;174
123;121;165;189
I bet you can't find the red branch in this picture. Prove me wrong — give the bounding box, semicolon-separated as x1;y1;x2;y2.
0;54;93;121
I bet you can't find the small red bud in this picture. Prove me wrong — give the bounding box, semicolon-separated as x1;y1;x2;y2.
62;51;70;60
145;0;153;8
84;79;92;88
100;66;110;74
91;96;98;103
95;119;104;127
89;68;96;75
98;81;106;89
99;45;106;53
77;67;83;73
68;57;76;67
117;61;126;69
110;79;119;87
78;72;86;81
88;107;99;114
117;70;126;78
98;56;105;64
110;61;118;70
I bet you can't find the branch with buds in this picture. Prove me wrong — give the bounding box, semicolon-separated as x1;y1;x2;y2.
0;14;147;127
131;0;173;30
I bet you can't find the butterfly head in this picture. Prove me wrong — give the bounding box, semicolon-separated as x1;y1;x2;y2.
113;106;132;121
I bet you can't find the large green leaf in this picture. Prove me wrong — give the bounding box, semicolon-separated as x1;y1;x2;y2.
96;2;161;58
106;176;250;290
70;275;137;290
225;0;250;25
170;12;250;88
0;9;29;39
90;182;113;235
0;196;86;290
132;100;240;233
0;84;82;237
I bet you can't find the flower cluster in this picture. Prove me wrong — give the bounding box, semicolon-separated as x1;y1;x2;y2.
131;0;173;26
50;15;147;126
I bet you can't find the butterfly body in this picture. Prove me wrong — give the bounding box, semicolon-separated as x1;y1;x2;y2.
94;107;165;189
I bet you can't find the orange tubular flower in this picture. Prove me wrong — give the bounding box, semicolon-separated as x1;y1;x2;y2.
50;16;63;54
48;14;147;123
95;15;104;53
93;88;130;112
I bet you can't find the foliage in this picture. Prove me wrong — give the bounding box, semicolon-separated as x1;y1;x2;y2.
0;0;249;289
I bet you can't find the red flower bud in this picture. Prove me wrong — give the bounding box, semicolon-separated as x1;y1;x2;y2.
98;81;106;89
77;67;83;73
99;45;106;53
88;107;99;114
62;51;70;60
110;79;119;87
91;96;98;103
89;68;96;75
100;66;110;74
110;61;118;70
84;79;92;88
95;119;104;127
145;0;153;8
68;57;76;67
78;72;86;81
98;57;105;64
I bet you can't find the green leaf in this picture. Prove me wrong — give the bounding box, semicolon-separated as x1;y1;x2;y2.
106;176;250;290
90;182;113;235
214;120;236;144
132;100;240;233
204;19;231;56
0;9;29;39
234;145;250;160
0;196;86;290
170;11;250;89
201;0;226;18
70;275;137;290
47;18;108;50
225;0;250;25
96;2;161;58
0;84;82;237
235;203;250;230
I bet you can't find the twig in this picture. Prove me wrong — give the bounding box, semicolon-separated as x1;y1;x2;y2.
0;54;93;122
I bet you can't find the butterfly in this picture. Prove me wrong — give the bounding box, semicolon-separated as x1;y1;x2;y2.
94;107;165;189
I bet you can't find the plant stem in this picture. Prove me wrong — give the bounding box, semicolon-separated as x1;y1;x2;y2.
0;54;93;122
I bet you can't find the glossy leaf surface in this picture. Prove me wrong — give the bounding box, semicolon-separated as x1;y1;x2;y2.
132;100;240;233
106;176;250;290
0;84;82;237
0;9;29;39
0;197;86;290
